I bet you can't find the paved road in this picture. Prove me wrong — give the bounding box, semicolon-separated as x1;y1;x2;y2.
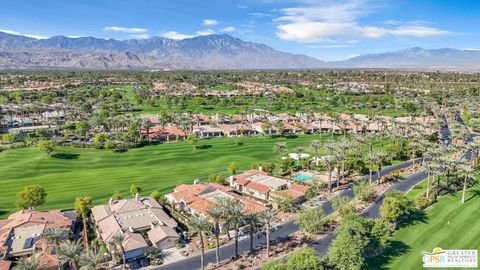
153;158;423;270
313;114;467;257
153;118;455;270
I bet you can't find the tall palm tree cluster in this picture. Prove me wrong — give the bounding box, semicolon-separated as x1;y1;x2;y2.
418;123;479;204
13;228;105;270
272;116;435;194
189;197;277;270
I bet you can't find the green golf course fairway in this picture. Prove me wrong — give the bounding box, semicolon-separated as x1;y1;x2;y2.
366;180;480;270
0;134;384;218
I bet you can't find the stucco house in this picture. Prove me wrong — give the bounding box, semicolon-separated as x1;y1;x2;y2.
91;196;179;260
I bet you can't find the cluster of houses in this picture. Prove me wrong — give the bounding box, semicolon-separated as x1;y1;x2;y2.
151;81;294;97
142;112;435;142
0;195;180;270
165;168;309;222
0;209;77;270
0;105;65;135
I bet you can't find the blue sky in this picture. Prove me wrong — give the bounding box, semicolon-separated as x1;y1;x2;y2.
0;0;479;61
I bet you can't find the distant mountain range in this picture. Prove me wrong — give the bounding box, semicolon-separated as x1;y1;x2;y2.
0;31;479;70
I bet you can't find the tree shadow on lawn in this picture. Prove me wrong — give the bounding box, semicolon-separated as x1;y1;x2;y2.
52;153;80;160
268;134;299;139
197;144;212;150
464;189;480;203
364;240;411;270
396;210;428;229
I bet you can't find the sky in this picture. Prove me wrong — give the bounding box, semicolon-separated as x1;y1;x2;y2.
0;0;479;61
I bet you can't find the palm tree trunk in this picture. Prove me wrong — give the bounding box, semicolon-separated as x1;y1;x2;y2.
119;246;126;269
462;176;467;203
426;173;430;198
234;226;239;258
214;223;220;264
83;218;89;249
328;170;332;193
266;223;271;258
339;161;345;188
249;225;254;252
369;163;373;184
377;164;382;184
199;232;205;270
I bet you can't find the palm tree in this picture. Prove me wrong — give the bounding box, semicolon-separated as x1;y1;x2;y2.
261;121;272;135
110;234;126;269
460;165;475;203
338;138;350;187
273;142;287;160
310;140;321;166
352;133;366;156
57;240;83;270
295;146;305;163
325;139;336;155
207;206;223;265
44;228;66;249
218;197;244;258
418;139;430;166
260;209;277;258
141;118;153;142
365;133;376;154
375;151;387;184
366;152;376;184
467;138;480;168
423;161;436;198
244;213;260;252
323;155;337;193
410;141;419;167
187;132;197;150
13;256;40;270
78;249;105;270
189;216;212;270
44;228;67;270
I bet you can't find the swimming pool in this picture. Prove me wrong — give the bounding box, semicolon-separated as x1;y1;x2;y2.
293;172;313;182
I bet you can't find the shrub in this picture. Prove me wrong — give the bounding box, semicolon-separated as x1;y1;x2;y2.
379;191;415;223
151;191;162;201
353;180;374;202
414;195;434;210
331;195;354;217
208;173;225;185
305;188;317;199
295;208;327;235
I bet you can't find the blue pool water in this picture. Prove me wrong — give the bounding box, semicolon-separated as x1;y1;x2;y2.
294;172;313;182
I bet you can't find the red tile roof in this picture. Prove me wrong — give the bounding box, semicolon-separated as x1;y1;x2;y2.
0;260;11;270
245;182;270;193
289;183;309;194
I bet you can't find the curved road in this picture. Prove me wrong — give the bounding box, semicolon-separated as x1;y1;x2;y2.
153;118;455;270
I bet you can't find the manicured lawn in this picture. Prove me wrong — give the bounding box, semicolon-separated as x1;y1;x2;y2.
366;177;480;270
0;134;385;218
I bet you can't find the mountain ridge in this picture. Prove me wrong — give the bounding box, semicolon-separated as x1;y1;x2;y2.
0;31;479;70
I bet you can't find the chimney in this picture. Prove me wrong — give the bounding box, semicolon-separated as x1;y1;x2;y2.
229;176;234;185
193;179;199;185
109;197;114;206
135;193;140;200
258;166;263;172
